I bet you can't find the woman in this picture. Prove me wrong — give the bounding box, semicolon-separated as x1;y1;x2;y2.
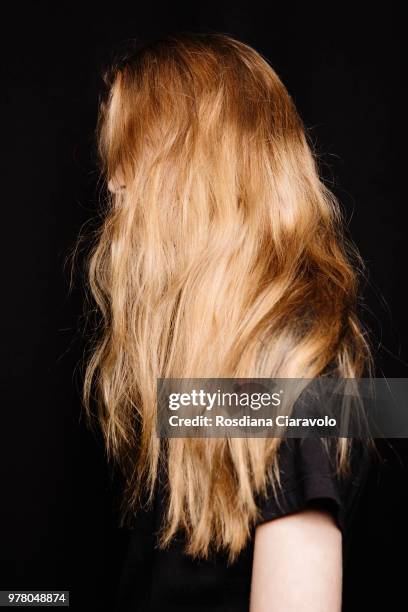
83;32;372;611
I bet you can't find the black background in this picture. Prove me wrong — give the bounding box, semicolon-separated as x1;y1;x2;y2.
1;3;407;611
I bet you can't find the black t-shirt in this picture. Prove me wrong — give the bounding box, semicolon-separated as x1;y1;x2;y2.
114;437;371;612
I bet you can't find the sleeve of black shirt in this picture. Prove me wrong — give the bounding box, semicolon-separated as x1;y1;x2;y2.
255;437;372;537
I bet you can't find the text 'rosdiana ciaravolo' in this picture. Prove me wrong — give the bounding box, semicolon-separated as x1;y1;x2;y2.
165;389;337;429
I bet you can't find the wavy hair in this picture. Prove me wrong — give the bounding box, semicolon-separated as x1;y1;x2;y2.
83;32;371;560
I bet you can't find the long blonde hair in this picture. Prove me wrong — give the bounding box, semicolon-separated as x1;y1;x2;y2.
83;32;371;561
